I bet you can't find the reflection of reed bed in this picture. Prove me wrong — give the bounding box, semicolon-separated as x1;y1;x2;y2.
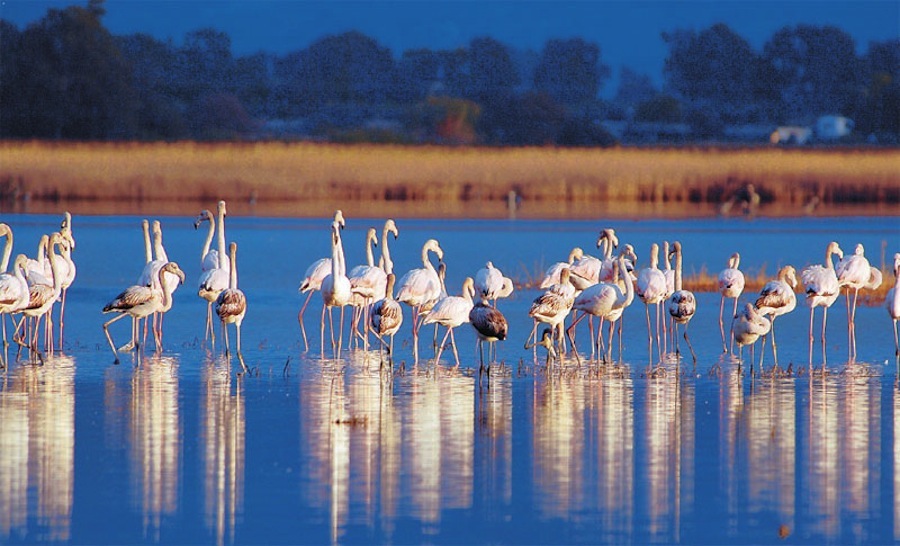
1;142;898;217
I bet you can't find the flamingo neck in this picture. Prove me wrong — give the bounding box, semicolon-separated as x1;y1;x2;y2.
0;230;12;273
153;229;168;262
620;258;635;306
202;213;215;260
365;233;375;267
649;246;659;270
143;223;152;264
381;229;393;275
217;207;227;270
674;251;683;292
230;246;238;289
47;239;63;293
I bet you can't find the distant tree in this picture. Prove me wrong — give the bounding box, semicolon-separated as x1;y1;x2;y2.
173;28;234;105
634;94;682;123
234;52;275;118
761;25;860;122
853;39;900;137
291;31;396;110
465;37;519;102
612;67;658;116
116;32;187;139
394;48;443;102
662;23;759;126
0;19;27;136
533;38;610;105
10;0;136;138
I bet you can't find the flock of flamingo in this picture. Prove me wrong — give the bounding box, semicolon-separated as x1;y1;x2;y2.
0;202;898;375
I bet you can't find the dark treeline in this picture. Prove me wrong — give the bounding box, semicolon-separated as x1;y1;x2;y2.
1;0;898;144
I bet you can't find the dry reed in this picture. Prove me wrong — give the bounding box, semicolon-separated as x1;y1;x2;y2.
1;141;898;218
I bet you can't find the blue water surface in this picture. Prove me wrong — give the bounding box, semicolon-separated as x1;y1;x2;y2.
0;212;898;544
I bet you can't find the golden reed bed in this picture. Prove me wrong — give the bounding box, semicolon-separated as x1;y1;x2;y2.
1;141;898;219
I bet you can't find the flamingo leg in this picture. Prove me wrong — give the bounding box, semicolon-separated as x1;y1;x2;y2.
449;328;460;367
683;324;697;367
719;295;727;352
434;327;451;365
102;313;130;363
320;303;327;357
58;288;67;351
770;317;779;368
297;290;313;351
729;297;738;354
821;307;829;372
808;307;815;368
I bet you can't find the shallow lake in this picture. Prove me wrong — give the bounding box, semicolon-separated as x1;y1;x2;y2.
0;212;898;544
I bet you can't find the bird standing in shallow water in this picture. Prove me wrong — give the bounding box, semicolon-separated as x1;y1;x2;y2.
297;210;345;351
717;252;745;353
732;303;771;371
396;238;444;363
636;243;668;362
801;241;843;370
469;296;508;377
886;253;900;359
667;241;697;366
103;261;185;364
215;242;248;370
195;201;230;343
422;277;475;367
755;265;797;368
837;243;871;361
320;220;351;357
370;273;403;365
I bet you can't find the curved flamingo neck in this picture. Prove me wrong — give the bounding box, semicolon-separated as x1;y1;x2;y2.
620;257;635;306
47;236;63;293
381;228;394;274
365;231;375;267
0;229;12;272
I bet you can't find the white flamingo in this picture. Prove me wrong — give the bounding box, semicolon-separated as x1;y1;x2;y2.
886;253;900;357
195;202;230;342
297;210;345;350
636;243;668;362
469;297;508;376
55;229;76;350
717;252;745;353
755;265;797;368
732;303;771;371
320;220;352;355
567;255;634;363
348;227;388;349
526;267;575;357
597;228;625;283
422;277;475;367
102;261;185;363
0;254;30;359
801;241;843;369
24;234;51;286
16;233;66;357
540;247;583;288
667;241;697;365
140;220;181;348
370;272;403;363
377;219;399;275
474;261;504;303
396;238;444;363
215;241;248;369
837;243;871;360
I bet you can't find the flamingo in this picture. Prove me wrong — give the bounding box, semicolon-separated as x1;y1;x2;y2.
755;265;797;368
539;247;583;288
215;241;248;369
195;202;230;342
474;261;504;303
422;277;475;367
567;255;635;363
569;243;603;291
525;327;557;365
102;261;185;364
837;243;871;360
526;267;575;357
370;272;403;364
141;220;182;348
297;210;345;350
717;252;745;353
469;297;508;377
886;253;900;357
396;238;444;363
667;241;697;365
348;227;388;348
0;254;30;361
801;241;843;369
56;212;75;349
597;228;624;283
635;243;668;362
55;229;76;350
24;234;51;286
15;233;66;357
732;303;771;371
320;220;352;355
